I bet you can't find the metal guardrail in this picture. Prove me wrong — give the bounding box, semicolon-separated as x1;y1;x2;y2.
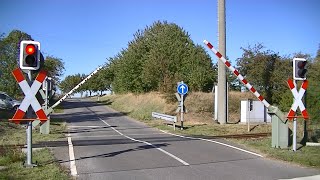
152;112;177;130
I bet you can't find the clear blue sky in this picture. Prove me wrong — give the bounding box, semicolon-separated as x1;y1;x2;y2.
1;0;319;79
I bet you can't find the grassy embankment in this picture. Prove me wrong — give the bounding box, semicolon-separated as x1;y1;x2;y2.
0;105;70;179
97;92;320;168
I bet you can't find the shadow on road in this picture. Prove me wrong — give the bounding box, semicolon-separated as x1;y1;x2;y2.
66;125;118;134
30;132;238;151
53;110;130;124
57;99;112;110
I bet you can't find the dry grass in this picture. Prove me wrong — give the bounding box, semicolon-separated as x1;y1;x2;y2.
101;92;176;121
183;91;254;124
101;91;255;125
99;91;272;136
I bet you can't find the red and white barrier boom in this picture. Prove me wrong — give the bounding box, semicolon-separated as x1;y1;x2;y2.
203;40;271;108
11;68;48;124
204;39;290;124
287;79;309;120
43;65;105;115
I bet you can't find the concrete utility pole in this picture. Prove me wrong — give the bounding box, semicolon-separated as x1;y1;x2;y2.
217;0;228;124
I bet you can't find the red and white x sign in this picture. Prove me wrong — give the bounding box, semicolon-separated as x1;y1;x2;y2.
287;79;309;120
11;68;48;123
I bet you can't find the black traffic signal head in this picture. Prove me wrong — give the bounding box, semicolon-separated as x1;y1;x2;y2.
20;40;40;70
293;58;307;80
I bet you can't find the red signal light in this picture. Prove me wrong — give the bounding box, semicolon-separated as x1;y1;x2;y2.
26;44;36;55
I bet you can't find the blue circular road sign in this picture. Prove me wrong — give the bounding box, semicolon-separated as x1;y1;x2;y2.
177;83;188;95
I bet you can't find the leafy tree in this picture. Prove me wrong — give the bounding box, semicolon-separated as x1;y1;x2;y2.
93;65;113;95
59;74;82;94
41;55;65;84
236;44;291;105
0;30;32;98
307;45;320;123
110;21;216;94
59;64;113;97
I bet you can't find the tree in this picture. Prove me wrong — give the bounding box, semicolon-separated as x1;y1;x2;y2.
41;55;65;84
110;21;216;94
0;30;32;98
59;74;82;94
93;65;113;95
236;44;291;105
59;65;113;97
306;45;320;123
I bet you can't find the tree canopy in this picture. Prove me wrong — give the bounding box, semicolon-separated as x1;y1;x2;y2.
109;21;216;94
306;46;320;122
59;73;82;94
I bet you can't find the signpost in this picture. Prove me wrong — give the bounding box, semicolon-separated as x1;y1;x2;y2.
10;68;48;167
177;81;188;130
10;40;53;167
288;58;308;151
287;79;309;151
9;40;107;167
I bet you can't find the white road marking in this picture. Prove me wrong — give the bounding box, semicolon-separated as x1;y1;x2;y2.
279;175;320;180
159;130;263;158
68;135;78;176
99;117;190;166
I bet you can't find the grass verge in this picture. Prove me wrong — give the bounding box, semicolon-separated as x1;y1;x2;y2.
0;118;66;145
0;148;69;180
0;111;69;179
232;138;320;168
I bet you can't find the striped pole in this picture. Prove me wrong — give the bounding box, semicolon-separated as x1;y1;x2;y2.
203;40;271;109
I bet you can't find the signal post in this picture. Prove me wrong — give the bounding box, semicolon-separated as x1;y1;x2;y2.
10;40;47;167
291;58;308;151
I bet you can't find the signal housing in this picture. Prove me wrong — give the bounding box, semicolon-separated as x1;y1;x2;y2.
20;40;41;70
293;58;307;81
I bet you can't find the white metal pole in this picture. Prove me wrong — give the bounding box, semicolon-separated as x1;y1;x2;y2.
293;119;297;151
214;85;218;121
45;79;48;110
27;70;33;166
293;80;297;151
248;105;250;132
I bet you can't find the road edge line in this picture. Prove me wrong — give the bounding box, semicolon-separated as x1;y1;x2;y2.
159;130;263;158
68;135;78;176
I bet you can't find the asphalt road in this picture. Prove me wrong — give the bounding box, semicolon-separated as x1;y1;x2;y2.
52;99;320;180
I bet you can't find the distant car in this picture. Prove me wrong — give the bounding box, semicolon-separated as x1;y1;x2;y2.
0;97;12;110
0;92;21;111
